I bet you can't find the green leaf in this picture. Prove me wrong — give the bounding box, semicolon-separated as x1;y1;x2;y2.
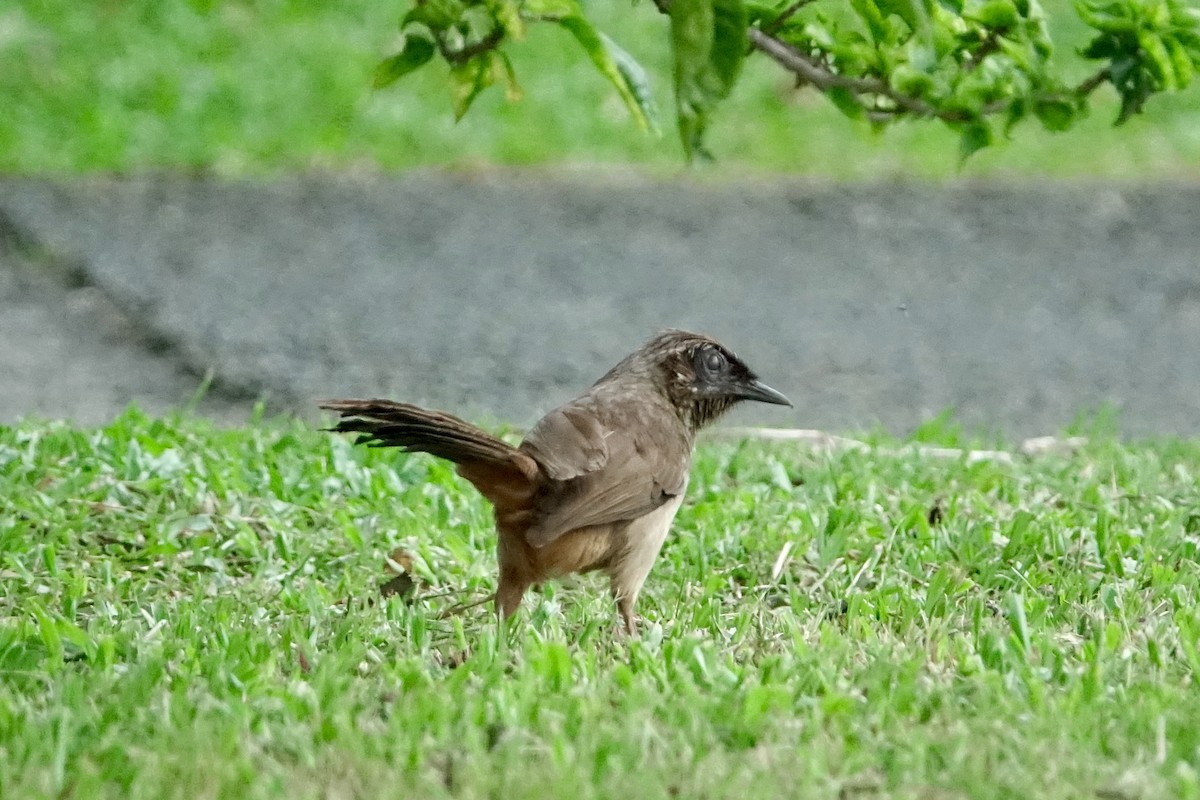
712;0;750;86
1032;95;1078;130
928;7;963;55
826;86;867;118
956;119;992;160
601;33;660;132
499;52;524;101
1109;51;1139;86
522;0;581;16
672;0;715;78
972;0;1019;30
448;54;498;119
557;17;659;132
997;36;1033;69
1023;16;1053;59
672;0;716;157
850;0;890;42
670;0;749;159
1168;38;1195;87
56;619;95;660
907;39;938;71
804;18;836;49
404;0;467;30
891;63;936;97
1139;30;1177;89
374;32;437;88
745;0;783;26
1004;95;1029;133
877;0;932;35
30;601;62;664
1006;593;1031;658
489;0;526;38
1114;69;1154;122
1074;0;1137;34
1080;32;1120;60
1170;2;1200;29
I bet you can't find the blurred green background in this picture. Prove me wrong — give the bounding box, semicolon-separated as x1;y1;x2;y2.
2;0;1198;177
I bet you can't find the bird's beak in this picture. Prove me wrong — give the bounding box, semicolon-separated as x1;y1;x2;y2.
736;379;792;407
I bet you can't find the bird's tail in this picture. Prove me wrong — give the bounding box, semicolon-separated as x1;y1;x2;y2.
318;399;539;509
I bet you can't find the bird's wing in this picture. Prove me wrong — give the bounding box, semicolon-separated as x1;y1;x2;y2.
518;404;610;481
519;399;691;548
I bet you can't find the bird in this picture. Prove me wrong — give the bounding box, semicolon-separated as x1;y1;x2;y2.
319;329;790;634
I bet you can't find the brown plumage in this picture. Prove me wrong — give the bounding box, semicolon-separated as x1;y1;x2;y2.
320;329;790;634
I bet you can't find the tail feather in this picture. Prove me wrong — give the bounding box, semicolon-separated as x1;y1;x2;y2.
318;399;540;506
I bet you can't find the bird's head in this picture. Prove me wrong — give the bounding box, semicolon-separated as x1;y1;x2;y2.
606;329;791;431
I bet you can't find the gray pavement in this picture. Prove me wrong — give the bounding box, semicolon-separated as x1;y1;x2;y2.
0;209;246;424
1;174;1197;437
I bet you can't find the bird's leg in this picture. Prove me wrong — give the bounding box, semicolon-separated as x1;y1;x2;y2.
494;532;536;625
494;571;530;622
618;599;638;636
611;582;640;636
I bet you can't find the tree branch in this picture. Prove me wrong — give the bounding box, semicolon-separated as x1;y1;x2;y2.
962;32;1000;72
653;1;1086;128
437;28;504;65
747;27;1015;123
748;28;942;116
1075;67;1111;98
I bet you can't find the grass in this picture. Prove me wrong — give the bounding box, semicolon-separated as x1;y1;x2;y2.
2;409;1200;798
1;0;1198;177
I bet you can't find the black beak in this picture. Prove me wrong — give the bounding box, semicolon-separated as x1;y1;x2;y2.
736;378;792;407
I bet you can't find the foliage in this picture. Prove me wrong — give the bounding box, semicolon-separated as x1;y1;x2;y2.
3;410;1200;797
375;0;1200;159
3;0;1198;176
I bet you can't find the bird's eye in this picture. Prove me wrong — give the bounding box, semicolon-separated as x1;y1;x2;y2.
699;348;725;374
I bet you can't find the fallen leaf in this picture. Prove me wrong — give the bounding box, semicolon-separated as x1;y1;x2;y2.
385;547;415;574
379;573;416;601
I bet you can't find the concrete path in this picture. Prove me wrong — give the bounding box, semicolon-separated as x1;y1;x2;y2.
0;209;245;425
1;174;1197;437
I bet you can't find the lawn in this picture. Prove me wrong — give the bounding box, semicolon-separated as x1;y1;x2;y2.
1;0;1199;177
2;409;1199;799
